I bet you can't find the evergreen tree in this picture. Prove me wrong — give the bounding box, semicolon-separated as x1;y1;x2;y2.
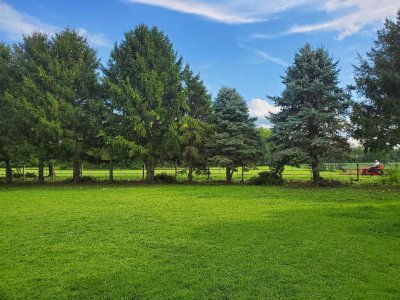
352;10;400;151
0;43;19;183
104;24;185;183
180;64;213;183
51;29;101;182
269;44;351;184
13;32;62;183
209;87;261;183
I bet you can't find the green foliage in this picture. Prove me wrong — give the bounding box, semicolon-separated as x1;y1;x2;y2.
269;44;351;183
12;33;63;173
51;29;101;181
104;24;186;182
249;171;283;185
352;10;400;151
258;127;272;165
154;172;177;183
381;168;400;183
209;87;262;182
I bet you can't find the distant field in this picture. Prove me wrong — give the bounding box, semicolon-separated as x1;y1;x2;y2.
0;185;399;299
1;163;398;183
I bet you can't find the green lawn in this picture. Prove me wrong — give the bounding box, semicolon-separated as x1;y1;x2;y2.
0;185;399;299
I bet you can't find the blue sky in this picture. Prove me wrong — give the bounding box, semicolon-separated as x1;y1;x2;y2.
0;0;398;127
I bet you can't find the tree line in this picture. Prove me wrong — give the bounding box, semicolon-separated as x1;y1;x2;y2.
1;11;399;185
0;25;261;184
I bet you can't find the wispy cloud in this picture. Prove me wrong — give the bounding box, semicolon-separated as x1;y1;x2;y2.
239;44;288;67
252;49;288;67
0;1;111;47
288;0;398;40
127;0;312;24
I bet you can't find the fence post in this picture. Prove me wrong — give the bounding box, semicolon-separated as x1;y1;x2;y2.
356;163;359;181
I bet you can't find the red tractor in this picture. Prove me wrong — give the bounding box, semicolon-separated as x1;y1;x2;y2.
361;164;384;176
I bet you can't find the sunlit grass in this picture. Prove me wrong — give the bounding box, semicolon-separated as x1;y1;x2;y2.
0;185;399;299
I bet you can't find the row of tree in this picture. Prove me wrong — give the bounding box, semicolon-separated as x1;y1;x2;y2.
1;11;399;184
0;25;261;184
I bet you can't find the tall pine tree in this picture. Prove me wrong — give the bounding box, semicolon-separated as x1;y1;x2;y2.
13;32;62;183
269;44;350;184
51;29;101;182
104;24;185;183
352;10;400;151
209;87;261;183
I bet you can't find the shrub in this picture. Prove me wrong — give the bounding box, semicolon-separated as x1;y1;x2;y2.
383;168;400;183
249;171;283;185
154;172;177;183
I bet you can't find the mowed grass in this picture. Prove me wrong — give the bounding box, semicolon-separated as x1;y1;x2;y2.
0;185;399;299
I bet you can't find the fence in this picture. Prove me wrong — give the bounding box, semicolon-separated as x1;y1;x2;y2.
0;162;398;183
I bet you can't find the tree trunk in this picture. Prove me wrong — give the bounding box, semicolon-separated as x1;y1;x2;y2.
311;158;321;185
5;159;12;184
38;159;45;184
241;164;244;182
109;159;114;183
73;160;81;183
226;167;233;184
145;157;155;183
188;156;193;183
48;162;55;180
22;163;25;181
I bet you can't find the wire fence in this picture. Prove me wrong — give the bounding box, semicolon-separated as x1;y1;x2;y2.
0;162;398;183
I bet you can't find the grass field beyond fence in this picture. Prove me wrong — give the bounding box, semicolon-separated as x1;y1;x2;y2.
0;185;399;299
1;163;399;183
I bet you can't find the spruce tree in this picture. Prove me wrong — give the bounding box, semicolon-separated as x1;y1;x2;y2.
209;87;261;183
269;44;350;184
352;10;400;151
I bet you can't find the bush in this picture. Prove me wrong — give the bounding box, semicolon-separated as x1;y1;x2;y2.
154;172;177;183
383;168;400;183
25;172;38;178
249;171;283;185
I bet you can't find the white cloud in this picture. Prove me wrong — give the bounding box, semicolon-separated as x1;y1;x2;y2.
248;98;280;128
287;0;398;40
127;0;313;24
248;98;280;118
0;1;111;47
0;1;58;37
76;28;112;48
